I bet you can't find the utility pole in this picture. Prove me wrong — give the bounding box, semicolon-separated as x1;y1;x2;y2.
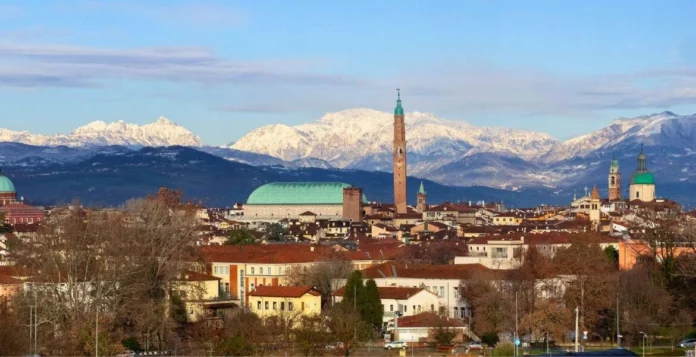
616;295;621;348
96;303;99;357
575;307;579;353
29;305;33;356
515;292;519;357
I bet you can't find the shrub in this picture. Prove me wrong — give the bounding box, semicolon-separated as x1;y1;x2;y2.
491;341;515;357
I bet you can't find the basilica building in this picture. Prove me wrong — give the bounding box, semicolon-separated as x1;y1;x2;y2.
0;169;44;225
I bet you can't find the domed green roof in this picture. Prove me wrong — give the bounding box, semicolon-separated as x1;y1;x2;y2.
247;182;368;205
0;171;15;193
630;172;655;185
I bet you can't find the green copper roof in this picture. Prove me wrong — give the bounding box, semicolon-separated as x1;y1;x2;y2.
630;172;655;185
0;170;15;193
247;182;368;205
610;155;619;168
394;89;404;116
418;181;426;194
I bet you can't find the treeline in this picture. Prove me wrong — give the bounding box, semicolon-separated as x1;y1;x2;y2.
462;226;696;348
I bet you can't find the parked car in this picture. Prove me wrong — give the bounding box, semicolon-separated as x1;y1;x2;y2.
325;342;345;351
678;338;696;348
384;341;408;350
465;342;485;351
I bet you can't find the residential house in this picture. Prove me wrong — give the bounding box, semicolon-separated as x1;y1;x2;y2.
457;233;620;269
334;286;440;325
249;285;321;323
393;312;474;343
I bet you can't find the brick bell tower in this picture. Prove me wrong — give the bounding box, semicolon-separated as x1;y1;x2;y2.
608;155;621;201
393;89;407;214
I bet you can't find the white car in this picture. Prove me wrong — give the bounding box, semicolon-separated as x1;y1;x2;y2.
384;341;408;350
466;342;484;351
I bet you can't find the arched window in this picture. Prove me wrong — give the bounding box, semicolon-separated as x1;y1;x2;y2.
611;177;615;185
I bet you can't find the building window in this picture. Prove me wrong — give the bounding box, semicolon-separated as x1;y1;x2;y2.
431;304;435;311
454;307;459;317
265;301;269;310
279;267;284;275
257;301;261;310
404;305;407;312
273;302;277;310
439;286;445;298
224;283;230;293
281;302;285;311
251;267;255;275
289;302;294;311
251;283;255;291
636;191;640;199
260;267;264;275
390;305;393;312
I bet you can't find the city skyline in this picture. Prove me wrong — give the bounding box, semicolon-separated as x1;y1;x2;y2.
1;0;696;145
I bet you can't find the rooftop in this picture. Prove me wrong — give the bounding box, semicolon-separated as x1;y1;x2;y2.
248;285;320;298
247;182;367;205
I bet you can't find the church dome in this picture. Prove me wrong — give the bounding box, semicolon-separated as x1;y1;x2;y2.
247;182;367;205
0;170;16;193
630;172;655;185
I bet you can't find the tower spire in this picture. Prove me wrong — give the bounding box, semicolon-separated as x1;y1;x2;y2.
394;88;404;116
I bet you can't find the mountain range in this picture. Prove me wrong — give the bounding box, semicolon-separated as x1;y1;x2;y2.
1;110;696;207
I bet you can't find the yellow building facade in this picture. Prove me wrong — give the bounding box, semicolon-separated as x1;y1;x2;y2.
248;285;321;322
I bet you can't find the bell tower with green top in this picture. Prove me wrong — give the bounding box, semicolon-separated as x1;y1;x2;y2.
393;89;407;214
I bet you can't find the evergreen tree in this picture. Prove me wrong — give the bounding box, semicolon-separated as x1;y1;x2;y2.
362;279;383;330
343;270;364;309
225;229;257;245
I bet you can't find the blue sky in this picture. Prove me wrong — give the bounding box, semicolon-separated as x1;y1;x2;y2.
1;0;696;145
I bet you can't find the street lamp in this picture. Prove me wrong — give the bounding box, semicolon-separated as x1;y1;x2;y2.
639;332;647;357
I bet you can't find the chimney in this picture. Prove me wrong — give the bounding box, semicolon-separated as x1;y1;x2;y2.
310;246;315;252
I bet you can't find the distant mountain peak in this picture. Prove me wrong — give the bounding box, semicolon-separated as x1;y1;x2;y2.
0;117;203;148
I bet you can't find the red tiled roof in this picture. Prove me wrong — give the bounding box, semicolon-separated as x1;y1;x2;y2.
334;286;426;300
361;262;489;280
468;232;620;245
248;285;320;298
396;312;465;328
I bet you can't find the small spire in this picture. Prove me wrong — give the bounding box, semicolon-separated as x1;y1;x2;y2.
591;185;600;200
418;181;426;195
394;89;404;116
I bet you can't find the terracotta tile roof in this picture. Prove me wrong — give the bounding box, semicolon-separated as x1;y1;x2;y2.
361;262;489;280
248;285;320;298
468;232;620;245
334;286;425;300
396;312;465;328
394;213;423;219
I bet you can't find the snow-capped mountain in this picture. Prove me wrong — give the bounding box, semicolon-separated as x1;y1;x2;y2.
0;116;203;147
231;109;696;189
540;111;696;162
231;109;558;175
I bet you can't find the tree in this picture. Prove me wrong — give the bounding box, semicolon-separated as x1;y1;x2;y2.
225;229;257;245
293;315;330;356
460;270;512;336
433;321;458;346
11;196;200;355
361;279;383;330
267;223;287;241
0;297;24;356
326;302;372;356
604;245;619;267
285;250;353;307
397;241;468;265
553;237;618;342
342;270;364;309
520;300;571;343
0;212;12;233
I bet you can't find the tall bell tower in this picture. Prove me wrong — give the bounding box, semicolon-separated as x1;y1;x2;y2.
608;155;621;201
393;89;407;214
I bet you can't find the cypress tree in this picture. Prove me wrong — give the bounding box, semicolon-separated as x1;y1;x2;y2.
343;270;364;309
363;279;383;329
